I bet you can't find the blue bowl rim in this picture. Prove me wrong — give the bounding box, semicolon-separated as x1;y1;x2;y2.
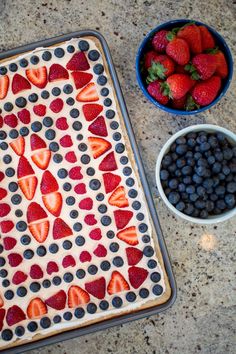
136;19;234;115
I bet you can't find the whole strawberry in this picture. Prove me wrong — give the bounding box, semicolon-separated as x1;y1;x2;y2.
171;95;187;110
147;80;169;105
188;53;217;80
166;37;190;66
146;54;175;81
214;50;228;79
144;51;159;69
152;30;169;53
199;26;215;50
163;74;195;100
192;75;221;106
177;23;202;54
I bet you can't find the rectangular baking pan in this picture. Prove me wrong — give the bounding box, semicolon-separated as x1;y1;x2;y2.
0;30;176;354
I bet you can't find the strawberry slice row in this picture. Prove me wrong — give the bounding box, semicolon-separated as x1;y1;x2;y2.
30;133;51;170
17;156;38;200
27;202;49;243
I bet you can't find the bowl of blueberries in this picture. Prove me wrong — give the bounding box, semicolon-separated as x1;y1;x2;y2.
156;124;236;224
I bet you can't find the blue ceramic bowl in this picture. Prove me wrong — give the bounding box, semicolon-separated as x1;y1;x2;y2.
136;19;233;115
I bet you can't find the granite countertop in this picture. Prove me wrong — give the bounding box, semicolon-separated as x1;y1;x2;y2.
0;0;235;353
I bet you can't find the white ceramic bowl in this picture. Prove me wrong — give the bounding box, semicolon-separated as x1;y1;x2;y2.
155;124;236;224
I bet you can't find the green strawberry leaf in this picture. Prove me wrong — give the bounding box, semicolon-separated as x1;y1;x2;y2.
160;82;172;98
205;46;219;54
185;95;200;111
146;61;167;82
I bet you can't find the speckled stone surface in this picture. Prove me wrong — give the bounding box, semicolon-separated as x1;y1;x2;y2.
0;1;235;353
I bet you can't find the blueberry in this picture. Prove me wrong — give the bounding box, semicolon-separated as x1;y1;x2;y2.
215;151;224;162
75;236;85;246
28;93;38;102
20;127;29;136
110;242;119;252
151;272;161;283
54;47;65;58
87;303;97;314
0;269;8;278
212;162;221;174
200;210;208;218
15;326;25;337
63;240;72;250
0;142;8;150
168;178;178;189
72;121;82;131
2;280;10;287
70;108;80;118
194;152;202;160
106;109;115;119
222;165;230;176
182;165;192;176
88;49;100;61
203;178;214;189
23;249;34;259
9;63;18;72
120;156;128;165
81;154;90;164
88;265;98;275
128;189;138;198
101;215;111;226
99;300;109;310
100;261;111;271
9;129;18;139
15;97;27;108
96;193;104;201
176;144;188;155
98;204;107;213
208;135;218;148
196;186;205;197
78;142;87;152
66;194;75;203
112;296;123;308
195;200;206;210
1;329;13;341
16;221;27;232
110;121;119;130
178;183;186;192
168;191;180;205
189;193;198;202
27;321;38;332
42;279;51;288
5;167;15;177
73;222;82;232
176;137;186;145
205;200;214;212
137;213;144;221
63;84;73;94
126;177;135;187
52;276;61;286
225;194;235;208
218;172;226;181
63;272;74;283
176;201;185;211
0;66;7;75
76;269;86;279
3;103;13;112
41;90;50;99
187;138;196;148
3;154;12;164
113;132;121;141
143;246;154;257
89;179;101;190
79;40;90;51
197;158;208;167
31;121;42;132
93;63;104;75
45;129;56;140
210;194;218;202
66;97;75;106
184;203;194;215
52;87;61;97
77;135;84;142
200;142;210;152
139;288;149;298
107;230;115;239
160;170;169;181
40;317;51;328
11;194;21;204
74;308;85;318
148;259;157;269
215;185;226;196
123;166;132;176
126;292;137;302
175;169;182;178
153;284;163;296
101;88;109;97
49;243;59;254
132;201;141;210
49;141;59;152
58;168;68;179
176;158;186;168
87;167;95;176
17;286;27;297
63;312;72;321
37;246;47;256
142;234;150;243
30;282;41;292
53;153;63;163
197;133;207;144
53;315;61;323
113;256;124;267
104;98;112;107
0;257;5;266
67;45;75;53
70;210;78;218
30;55;39;64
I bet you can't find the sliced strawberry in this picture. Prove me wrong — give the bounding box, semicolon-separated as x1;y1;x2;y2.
117;226;138;245
65;151;77;163
71;71;93;88
126;247;143;265
26;66;47;88
0;295;3;308
6;305;26;326
128;266;148;289
88;137;111;159
12;73;31;94
27;202;48;223
0;309;5;331
89;228;102;240
18;176;38;200
93;244;107;257
84;214;97;226
107;271;130;295
17;156;35;178
99;152;117;171
68;285;90;308
76;83;99;102
60;135;73;147
114;210;133;229
8;253;23;267
74;183;86;194
79;251;92;262
17;108;31;124
40;170;58;195
56;117;68;130
0;115;2;128
79;197;93;210
69;166;83;180
49;64;69;82
0;171;4;182
85;277;106;300
0;203;11;217
4;113;18;128
0;75;9;99
3;237;17;251
103;173;121;193
33;104;46;117
0;220;14;233
46;261;59;275
31;150;51;170
10;136;25;156
27;298;47;319
66;52;90;71
45;290;66;310
50;98;64;113
82;103;103;121
30;133;47;151
30;264;44;279
28;221;49;243
0;187;7;200
43;192;62;217
62;255;76;268
88;116;108;137
53;218;73;239
108;186;129;208
12;271;28;285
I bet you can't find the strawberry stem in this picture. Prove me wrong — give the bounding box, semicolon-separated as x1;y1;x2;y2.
160;82;172;98
185;95;200;111
146;61;167;82
185;63;200;80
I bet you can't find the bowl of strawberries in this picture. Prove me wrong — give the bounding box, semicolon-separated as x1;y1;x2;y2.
136;19;233;114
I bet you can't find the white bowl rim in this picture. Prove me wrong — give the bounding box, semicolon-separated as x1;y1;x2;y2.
155;124;236;224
